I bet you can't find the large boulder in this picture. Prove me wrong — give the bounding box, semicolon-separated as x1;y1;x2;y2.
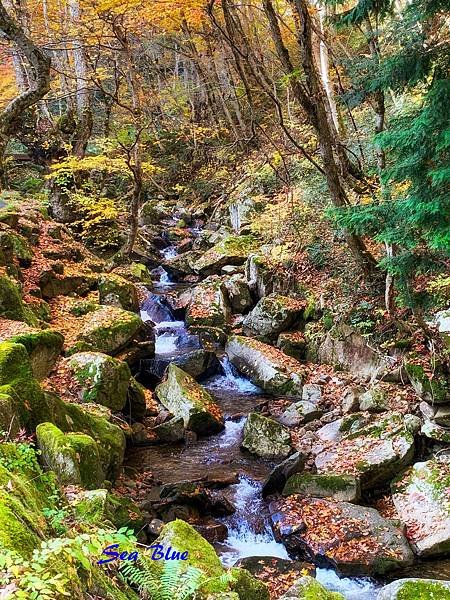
242;412;292;459
262;451;306;497
226;335;304;398
269;496;414;576
315;412;415;490
243;294;305;340
67;352;131;410
74;305;144;355
404;361;449;404
98;273;139;312
0;272;36;324
164;251;201;277
155;364;224;435
0;321;64;379
377;579;450;599
391;458;450;557
0;225;32;267
193;235;259;276
186;277;231;328
280;576;344;600
36;422;105;489
277;331;307;361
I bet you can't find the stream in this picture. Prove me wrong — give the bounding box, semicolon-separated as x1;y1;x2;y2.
127;242;381;599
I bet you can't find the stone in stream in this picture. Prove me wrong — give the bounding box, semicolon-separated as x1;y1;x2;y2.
315;412;415;490
279;576;344;600
282;473;361;502
186;276;231;328
192;234;259;276
391;458;450;557
158;481;235;516
262;451;307;497
226;335;304;398
242;412;292;459
164;250;201;277
145;348;219;380
155;364;224;435
243;294;305;341
269;496;414;576
377;578;450;599
153;416;185;442
66;351;131;411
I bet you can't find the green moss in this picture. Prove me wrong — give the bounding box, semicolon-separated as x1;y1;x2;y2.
77;306;143;355
283;473;354;496
397;580;450;599
70;300;101;316
230;567;269;600
285;577;344;600
68;433;105;488
405;362;449;403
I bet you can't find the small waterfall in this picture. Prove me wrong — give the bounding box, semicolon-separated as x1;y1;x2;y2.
206;356;260;394
229;203;241;233
220;475;290;566
316;569;379;600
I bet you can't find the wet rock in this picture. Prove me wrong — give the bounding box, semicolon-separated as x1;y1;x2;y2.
0;322;64;380
155;364;224;435
278;401;323;427
226;335;304;398
280;576;344;600
262;451;306;497
242;412;292;459
153;416;185;443
186;276;231;328
243;294;305;341
98;273;139;312
315;412;415;490
282;473;361;502
269;496;414;576
194;518;228;543
67;351;131;411
342;386;364;414
359;386;389;413
146;349;219;380
159;481;235;517
377;578;450;599
193;235;259;276
277;331;307;361
391;458;450;557
223;274;253;313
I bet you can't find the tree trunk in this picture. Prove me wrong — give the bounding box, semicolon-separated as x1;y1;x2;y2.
0;0;51;186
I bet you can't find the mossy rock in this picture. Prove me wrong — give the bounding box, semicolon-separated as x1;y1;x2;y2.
377;578;450;600
193;235;259;276
1;326;64;380
0;273;37;324
71;488;145;530
75;305;144;355
230;567;269;600
36;422;105;488
0;443;54;558
280;576;344;599
358;386;389;413
67;351;131;410
113;262;152;285
0;341;50;429
98;273;139;312
242;412;292;459
283;473;360;502
70;299;101;316
156;364;224;435
405;361;449;404
243;294;305;341
46;392;126;482
0;226;32;266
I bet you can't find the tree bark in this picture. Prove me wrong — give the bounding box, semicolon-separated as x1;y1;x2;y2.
0;0;51;185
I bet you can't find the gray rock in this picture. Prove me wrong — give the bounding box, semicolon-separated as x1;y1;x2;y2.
222;274;252;313
391;458;450;556
276;331;306;361
242;412;292;459
359;386;389;413
226;335;304;398
278;401;323;427
282;473;361;502
302;384;322;404
186;276;231;328
435;308;450;350
342;386;365;414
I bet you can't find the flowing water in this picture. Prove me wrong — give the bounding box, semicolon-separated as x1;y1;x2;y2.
129;245;381;598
